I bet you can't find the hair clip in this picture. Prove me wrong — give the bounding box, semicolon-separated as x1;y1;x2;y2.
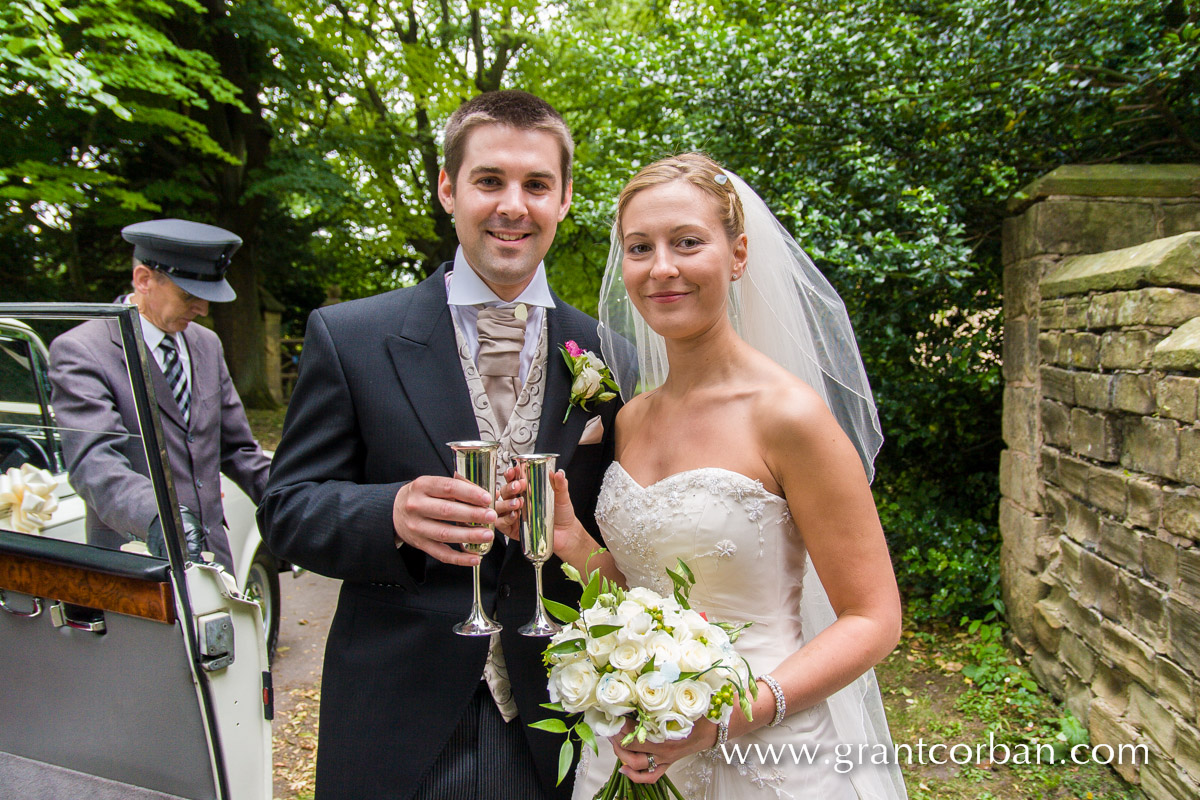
714;174;729;185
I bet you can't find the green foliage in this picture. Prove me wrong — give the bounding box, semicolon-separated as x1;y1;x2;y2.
877;467;1001;621
956;618;1090;761
0;0;245;211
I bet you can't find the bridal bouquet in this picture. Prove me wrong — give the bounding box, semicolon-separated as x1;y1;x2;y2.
533;558;755;798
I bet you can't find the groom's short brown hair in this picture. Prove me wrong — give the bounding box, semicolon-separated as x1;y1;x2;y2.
443;90;574;195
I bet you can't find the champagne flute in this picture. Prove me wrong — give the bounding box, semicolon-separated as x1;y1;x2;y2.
514;453;562;637
447;440;503;636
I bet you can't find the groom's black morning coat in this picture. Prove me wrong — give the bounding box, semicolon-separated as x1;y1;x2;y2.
258;264;620;800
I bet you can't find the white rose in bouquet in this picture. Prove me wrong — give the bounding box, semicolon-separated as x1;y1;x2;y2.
583;351;607;372
616;609;655;642
651;710;696;741
681;608;711;638
582;605;617;628
645;630;682;667
673;679;713;719
571;367;602;398
608;639;649;672
594;672;636;717
624;586;660;608
705;623;731;649
586;632;618;664
678;639;716;674
550;660;599;713
584;708;626;739
634;672;676;715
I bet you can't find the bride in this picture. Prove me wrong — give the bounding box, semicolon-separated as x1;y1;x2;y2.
503;153;907;799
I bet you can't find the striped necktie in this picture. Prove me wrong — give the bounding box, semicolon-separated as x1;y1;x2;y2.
158;335;190;425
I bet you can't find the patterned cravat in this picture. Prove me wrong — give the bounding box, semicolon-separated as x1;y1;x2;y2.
476;305;526;429
158;335;190;425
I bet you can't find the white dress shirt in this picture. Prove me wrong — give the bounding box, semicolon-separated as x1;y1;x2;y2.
445;246;555;385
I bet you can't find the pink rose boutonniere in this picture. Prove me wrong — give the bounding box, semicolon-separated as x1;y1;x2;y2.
560;340;619;423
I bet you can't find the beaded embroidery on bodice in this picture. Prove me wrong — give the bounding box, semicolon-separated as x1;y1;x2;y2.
596;462;803;635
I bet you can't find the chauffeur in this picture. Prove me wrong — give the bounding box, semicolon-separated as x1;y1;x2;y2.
48;218;270;569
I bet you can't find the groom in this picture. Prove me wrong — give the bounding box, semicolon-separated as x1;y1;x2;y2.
258;91;620;799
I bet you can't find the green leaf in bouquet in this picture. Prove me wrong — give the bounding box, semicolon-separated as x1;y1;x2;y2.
588;623;621;638
543;597;581;624
666;566;693;607
676;558;695;583
580;568;602;610
559;346;579;373
544;638;587;655
640;655;657;675
530;718;569;734
557;738;574;786
666;567;686;589
540;701;565;712
575;720;599;753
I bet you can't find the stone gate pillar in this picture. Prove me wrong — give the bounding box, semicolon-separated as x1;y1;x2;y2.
1001;164;1200;797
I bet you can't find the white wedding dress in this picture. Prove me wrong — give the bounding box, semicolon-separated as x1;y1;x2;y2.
571;462;903;800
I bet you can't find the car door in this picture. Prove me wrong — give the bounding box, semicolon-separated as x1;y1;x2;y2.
0;304;271;800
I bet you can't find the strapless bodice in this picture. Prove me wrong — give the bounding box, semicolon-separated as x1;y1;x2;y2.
595;462;808;673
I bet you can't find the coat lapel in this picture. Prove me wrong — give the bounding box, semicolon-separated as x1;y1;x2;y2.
536;299;590;468
179;326;213;432
108;318;185;430
384;264;478;476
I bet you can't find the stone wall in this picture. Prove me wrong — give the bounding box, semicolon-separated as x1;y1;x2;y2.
1001;164;1200;798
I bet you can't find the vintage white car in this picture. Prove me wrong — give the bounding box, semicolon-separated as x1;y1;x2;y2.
0;304;276;800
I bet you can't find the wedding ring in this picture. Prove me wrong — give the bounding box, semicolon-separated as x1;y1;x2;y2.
646;754;657;773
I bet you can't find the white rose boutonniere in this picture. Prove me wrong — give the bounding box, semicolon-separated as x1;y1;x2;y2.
560;340;619;423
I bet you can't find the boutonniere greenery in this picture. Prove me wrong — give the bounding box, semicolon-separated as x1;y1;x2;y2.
560;340;618;423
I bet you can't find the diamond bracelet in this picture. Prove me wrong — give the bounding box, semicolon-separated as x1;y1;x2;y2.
702;718;730;760
759;674;786;727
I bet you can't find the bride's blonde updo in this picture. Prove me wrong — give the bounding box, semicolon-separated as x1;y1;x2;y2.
615;153;745;242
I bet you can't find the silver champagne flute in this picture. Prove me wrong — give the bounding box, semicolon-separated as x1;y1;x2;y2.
447;440;503;636
514;453;562;637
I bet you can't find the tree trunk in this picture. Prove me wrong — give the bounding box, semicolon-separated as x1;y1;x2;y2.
210;238;275;408
187;0;279;409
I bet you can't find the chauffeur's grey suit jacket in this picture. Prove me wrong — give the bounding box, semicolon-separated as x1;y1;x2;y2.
48;317;269;569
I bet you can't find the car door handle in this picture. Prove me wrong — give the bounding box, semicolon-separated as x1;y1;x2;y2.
0;589;44;618
49;601;106;633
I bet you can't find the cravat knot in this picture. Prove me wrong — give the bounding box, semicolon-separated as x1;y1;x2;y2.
476;306;525;377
